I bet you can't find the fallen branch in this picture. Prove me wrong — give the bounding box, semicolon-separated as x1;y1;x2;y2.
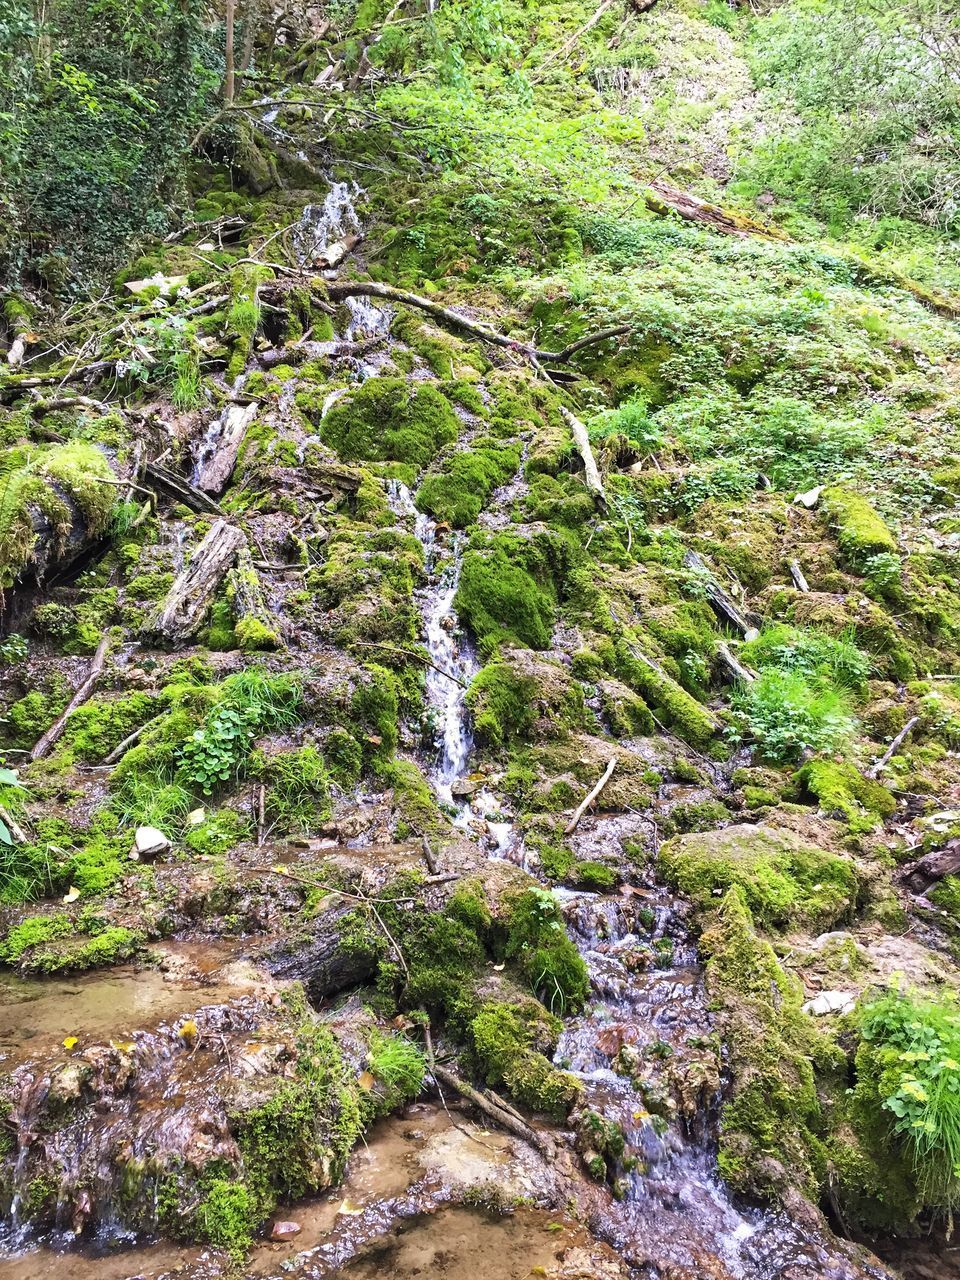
789;560;810;593
144;462;226;515
565;757;617;834
31;635;111;761
867;716;920;779
716;641;756;684
323;281;630;364
531;0;618;79
103;713;167;765
560;405;607;510
683;550;756;637
431;1063;558;1159
0;804;28;844
350;640;467;687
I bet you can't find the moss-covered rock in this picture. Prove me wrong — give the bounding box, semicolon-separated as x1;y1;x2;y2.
659;823;858;931
822;486;897;570
318;377;459;467
795;759;896;831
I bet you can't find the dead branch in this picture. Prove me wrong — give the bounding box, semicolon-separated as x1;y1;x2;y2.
560;404;606;509
683;550;756;636
431;1063;558;1159
349;640;467;687
789;560;810;593
103;713;167;765
144;463;226;515
715;641;756;684
323;281;630;364
565;757;617;834
31;635;111;760
867;716;920;779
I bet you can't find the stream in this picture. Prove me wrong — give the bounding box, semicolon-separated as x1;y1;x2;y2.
0;186;899;1280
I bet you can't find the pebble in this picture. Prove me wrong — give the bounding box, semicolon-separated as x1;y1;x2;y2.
270;1220;302;1241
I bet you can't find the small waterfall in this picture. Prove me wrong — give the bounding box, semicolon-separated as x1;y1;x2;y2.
293;181;362;266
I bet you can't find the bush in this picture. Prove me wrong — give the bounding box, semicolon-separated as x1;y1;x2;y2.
734;669;856;763
855;991;960;1220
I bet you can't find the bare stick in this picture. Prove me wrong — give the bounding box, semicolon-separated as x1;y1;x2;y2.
431;1064;557;1159
560;405;606;509
565;758;617;834
350;640;467;687
31;635;111;760
0;804;28;844
789;559;810;593
421;834;439;875
323;281;630;364
867;716;920;779
104;713;166;765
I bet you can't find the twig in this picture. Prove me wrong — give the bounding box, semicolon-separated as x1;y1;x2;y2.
867;716;920;779
257;785;266;847
789;559;810;593
560;405;606;510
0;804;28;844
350;640;467;687
104;713;166;765
31;635;111;760
565;758;617;834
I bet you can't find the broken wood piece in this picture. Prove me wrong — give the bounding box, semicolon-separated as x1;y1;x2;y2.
560;405;606;510
143;462;226;515
31;634;111;760
103;713;166;765
716;641;756;684
867;715;920;779
316;233;360;269
565;758;617;834
0;804;28;844
645;180;789;241
193;400;258;495
145;518;246;642
683;550;756;637
789;560;810;593
421;834;439;875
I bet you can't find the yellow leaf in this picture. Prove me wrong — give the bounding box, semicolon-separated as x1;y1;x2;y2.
111;1040;134;1054
337;1199;363;1216
358;1070;375;1092
62;885;81;903
62;1036;78;1050
178;1020;198;1045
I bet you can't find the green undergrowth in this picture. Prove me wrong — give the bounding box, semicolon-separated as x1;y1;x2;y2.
0;911;142;974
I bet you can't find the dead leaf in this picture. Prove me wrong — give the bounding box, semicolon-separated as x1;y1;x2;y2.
337;1199;363;1216
63;1036;78;1050
62;885;81;904
358;1070;375;1092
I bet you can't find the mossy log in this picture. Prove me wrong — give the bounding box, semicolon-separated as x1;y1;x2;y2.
683;550;757;637
644;180;789;241
145;518;246;642
0;440;119;589
258;898;379;1001
227;543;283;650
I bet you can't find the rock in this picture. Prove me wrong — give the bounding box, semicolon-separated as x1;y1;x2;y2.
131;825;171;861
450;777;481;798
802;990;855;1017
793;485;823;509
270;1220;302;1241
123;272;188;296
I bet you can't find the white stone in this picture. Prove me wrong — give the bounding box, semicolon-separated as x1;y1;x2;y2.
802;989;856;1017
134;825;171;857
793;485;823;509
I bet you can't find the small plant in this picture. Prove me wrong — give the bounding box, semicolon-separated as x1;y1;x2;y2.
367;1030;426;1104
741;624;872;693
0;634;27;665
863;551;902;596
857;990;960;1219
0;767;26;846
589;397;663;456
734;668;856;763
178;669;301;796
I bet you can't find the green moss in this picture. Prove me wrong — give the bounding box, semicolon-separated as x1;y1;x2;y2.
503;887;589;1013
0;441;117;586
417;440;521;528
377;757;445;839
0;913;142;973
615;638;717;748
257;746;331;834
822;486;897;570
701;887;842;1201
575;861;617;891
3;676;71;749
67;832;128;896
235;616;281;652
469;1000;581;1119
195;1178;255;1262
350;664;400;757
318;377;459;467
659;824;858;931
324;728;364;787
183;808;252;856
796;759;895;832
64;692;160;763
308;527;422;647
456;542;556;651
467;661;538;746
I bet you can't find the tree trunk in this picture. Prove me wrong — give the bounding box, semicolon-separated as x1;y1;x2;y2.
224;0;237;104
258;900;378;1001
227;543;282;647
193;401;258;495
145;518;246;642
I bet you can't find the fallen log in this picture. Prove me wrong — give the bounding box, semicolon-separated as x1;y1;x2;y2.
193;400;258;495
227;543;282;648
565;758;617;834
560;405;607;510
258;898;381;1002
323;281;631;364
789;560;810;593
143;463;225;515
31;635;111;761
903;840;960;894
683;550;757;637
716;641;756;684
644;180;789;241
145;518;246;642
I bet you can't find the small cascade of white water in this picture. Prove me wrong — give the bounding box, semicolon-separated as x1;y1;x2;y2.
387;481;513;850
294;181;363;265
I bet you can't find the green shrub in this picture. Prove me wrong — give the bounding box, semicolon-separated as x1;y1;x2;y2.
854;991;960;1220
734;669;856;763
259;746;331;833
503;887;589;1014
740;624;871;693
319;378;459;467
